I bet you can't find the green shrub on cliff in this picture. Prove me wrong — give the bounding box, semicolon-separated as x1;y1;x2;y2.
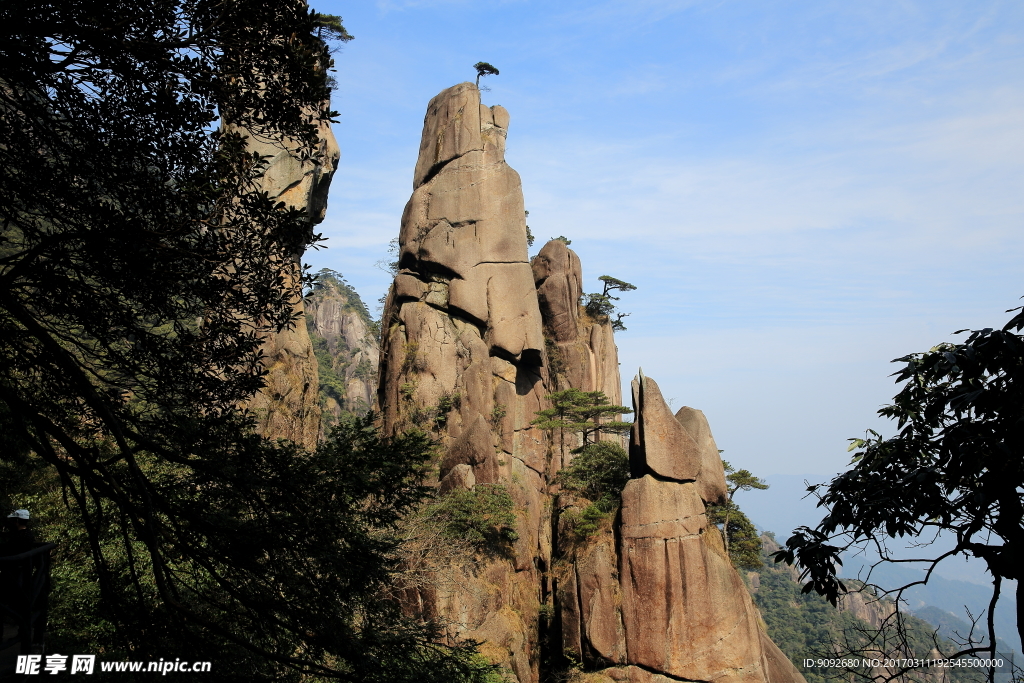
706;502;763;570
556;442;630;540
425;484;519;550
555;442;630;511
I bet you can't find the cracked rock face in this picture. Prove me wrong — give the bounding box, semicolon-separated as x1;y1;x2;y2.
399;82;543;363
559;373;805;683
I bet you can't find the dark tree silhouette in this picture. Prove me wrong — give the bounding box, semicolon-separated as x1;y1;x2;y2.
473;61;500;87
774;301;1024;675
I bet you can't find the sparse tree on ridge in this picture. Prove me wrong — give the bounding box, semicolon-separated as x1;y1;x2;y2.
584;275;637;331
717;460;769;553
474;61;500;87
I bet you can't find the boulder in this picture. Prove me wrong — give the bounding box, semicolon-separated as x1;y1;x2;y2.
628;371;701;481
674;406;728;504
439;463;476;494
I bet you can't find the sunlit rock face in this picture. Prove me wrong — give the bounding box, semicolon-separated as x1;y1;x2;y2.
246;111;339;449
377;82;551;683
556;370;805;683
376;83;804;683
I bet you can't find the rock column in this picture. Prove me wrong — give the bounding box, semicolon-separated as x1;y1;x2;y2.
557;370;806;683
377;82;551;683
245;113;339;448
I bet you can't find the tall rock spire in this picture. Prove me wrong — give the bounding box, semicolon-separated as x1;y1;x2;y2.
377;82;552;683
377;83;805;683
245;104;339;448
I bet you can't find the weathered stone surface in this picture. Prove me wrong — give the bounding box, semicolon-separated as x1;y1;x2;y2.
761;630;807;683
378;84;553;683
611;371;805;683
532;240;582;343
398;82;543;364
620;476;706;540
305;273;380;421
674;406;729;504
619;523;766;681
577;534;626;663
590;322;623;409
600;666;684;683
442;413;499;484
559;565;583;658
378;83;807;683
244;107;339;449
439;463;476;494
413;82;483;189
628;371;701;481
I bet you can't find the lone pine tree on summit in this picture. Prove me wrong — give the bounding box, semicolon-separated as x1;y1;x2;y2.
474;61;500;87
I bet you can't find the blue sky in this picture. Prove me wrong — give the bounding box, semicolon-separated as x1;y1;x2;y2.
305;1;1024;536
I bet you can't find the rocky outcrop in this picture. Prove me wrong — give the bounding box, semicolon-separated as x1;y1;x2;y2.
556;371;805;683
532;240;582;344
305;270;379;422
378;84;803;683
245;112;339;448
533;238;623;461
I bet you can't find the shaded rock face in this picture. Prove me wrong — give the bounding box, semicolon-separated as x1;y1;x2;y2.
245;115;339;448
556;372;805;683
305;272;379;422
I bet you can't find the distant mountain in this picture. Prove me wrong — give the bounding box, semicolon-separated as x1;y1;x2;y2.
913;606;1017;662
752;535;987;683
744;474;1021;655
304;269;379;426
839;557;1020;654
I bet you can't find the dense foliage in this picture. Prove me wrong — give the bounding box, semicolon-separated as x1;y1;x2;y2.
21;417;503;681
0;3;498;679
555;442;630;510
423;484;519;551
555;442;630;540
774;304;1024;652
